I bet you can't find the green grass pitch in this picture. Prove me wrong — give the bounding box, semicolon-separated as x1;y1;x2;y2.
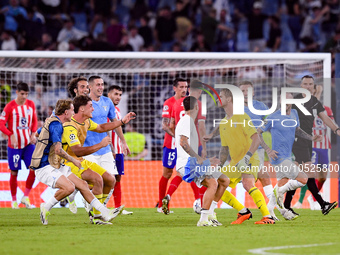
0;207;339;255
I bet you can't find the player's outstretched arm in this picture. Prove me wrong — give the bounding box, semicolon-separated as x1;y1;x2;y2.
111;118;131;155
295;127;321;141
95;112;136;133
68;136;111;157
54;142;82;169
162;117;175;137
319;111;340;136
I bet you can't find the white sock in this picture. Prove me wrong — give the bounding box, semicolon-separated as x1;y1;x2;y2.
208;201;218;215
239;207;247;214
45;196;59;211
90;198;109;216
104;188;114;206
279;180;304;193
199;209;209;222
68;189;78;202
263;184;273;199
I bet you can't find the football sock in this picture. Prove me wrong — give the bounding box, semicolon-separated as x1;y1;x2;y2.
263;184;273;199
167;176;182;197
190;181;200;200
68;189;78;202
208;200;218;215
279;180;304;193
113;181;121;207
24;170;35;196
199;209;209;222
158;176;169;208
9;173;17;201
249;187;270;217
45;196;59;211
93;194;103;216
90;198;108;215
221;190;245;212
284;190;296;209
102;194;109;206
313;179;324;202
307;178;325;207
298;185;308;204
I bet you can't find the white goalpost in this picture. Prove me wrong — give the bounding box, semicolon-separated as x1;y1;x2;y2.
0;51;332;208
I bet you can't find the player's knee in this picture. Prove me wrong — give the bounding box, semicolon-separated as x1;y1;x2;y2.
92;175;104;188
218;175;230;189
65;183;75;196
77;180;89;191
162;168;173;179
103;173;115;188
242;181;254;192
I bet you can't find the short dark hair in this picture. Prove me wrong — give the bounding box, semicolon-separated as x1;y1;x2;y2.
238;80;253;87
16;82;29;92
73;95;92;114
189;79;202;91
220;89;233;102
183;96;197;111
301;75;314;80
55;99;72;115
173;78;187;87
108;85;123;92
67;77;87;98
88;75;102;83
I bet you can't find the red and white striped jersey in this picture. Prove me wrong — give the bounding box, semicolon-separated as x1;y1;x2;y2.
313;106;333;149
112;106;123;154
0;99;37;149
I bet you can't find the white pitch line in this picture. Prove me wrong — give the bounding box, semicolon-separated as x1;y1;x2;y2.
248;243;335;255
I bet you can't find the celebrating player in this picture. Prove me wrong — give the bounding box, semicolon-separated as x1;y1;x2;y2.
62;95;136;224
157;78;188;213
108;85;133;215
0;82;37;209
218;88;275;224
175;96;229;226
31;99;120;225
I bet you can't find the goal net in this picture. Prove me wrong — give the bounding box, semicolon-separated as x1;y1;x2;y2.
0;51;334;209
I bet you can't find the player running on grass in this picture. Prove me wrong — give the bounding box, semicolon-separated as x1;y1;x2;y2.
62;95;136;224
0;82;37;209
31;99;121;225
175;96;229;226
257;93;321;220
217;88;275;224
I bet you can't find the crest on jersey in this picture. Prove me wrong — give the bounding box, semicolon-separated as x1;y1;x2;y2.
20;117;27;126
26;109;31;114
69;133;76;140
103;106;107;111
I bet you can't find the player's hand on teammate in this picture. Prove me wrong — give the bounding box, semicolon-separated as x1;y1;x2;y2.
266;149;278;161
209;156;220;167
122;112;136;124
202;133;213;142
10;134;18;149
100;136;111;147
74;160;82;169
312;134;322;142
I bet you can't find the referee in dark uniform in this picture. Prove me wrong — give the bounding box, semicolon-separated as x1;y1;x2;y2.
284;75;339;216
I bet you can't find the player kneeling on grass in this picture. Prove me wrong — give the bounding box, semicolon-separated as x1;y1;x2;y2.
31;99;119;225
162;96;230;227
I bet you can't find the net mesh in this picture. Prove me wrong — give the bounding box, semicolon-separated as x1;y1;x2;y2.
0;54;330;209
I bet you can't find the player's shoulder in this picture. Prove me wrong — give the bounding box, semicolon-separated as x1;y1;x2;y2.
164;96;176;105
324;105;333;115
253;100;268;110
25;99;35;106
4;100;16;109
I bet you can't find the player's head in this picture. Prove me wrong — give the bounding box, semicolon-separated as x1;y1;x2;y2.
73;95;94;118
15;82;29;103
55;99;74;121
173;77;188;98
88;75;104;98
183;96;198;112
300;75;314;94
189;79;203;98
284;92;294;114
219;89;233;108
68;77;88;98
108;85;123;106
239;81;254;105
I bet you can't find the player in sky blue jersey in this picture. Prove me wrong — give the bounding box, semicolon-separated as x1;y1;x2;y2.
257;93;318;220
84;76;130;207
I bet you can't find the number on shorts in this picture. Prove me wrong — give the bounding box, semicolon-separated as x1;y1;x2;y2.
13;154;20;163
168;152;176;161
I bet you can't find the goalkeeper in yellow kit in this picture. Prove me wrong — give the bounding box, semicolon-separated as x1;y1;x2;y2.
217;88;275;224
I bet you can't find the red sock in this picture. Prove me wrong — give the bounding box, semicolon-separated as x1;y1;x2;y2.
159;176;169;207
9;173;18;201
199;186;207;204
167;176;182;197
190;182;200;200
24;170;35;196
113;181;121;207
